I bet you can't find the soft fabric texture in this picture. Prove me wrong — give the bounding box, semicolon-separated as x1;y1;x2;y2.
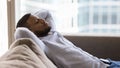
107;59;120;68
0;38;57;68
14;27;46;51
14;9;108;68
41;31;108;68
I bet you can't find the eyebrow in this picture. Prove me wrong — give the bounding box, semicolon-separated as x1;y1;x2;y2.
32;16;37;22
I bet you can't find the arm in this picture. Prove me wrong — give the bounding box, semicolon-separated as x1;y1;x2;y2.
45;11;56;31
14;27;46;50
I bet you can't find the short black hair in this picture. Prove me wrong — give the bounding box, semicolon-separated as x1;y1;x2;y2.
16;13;31;28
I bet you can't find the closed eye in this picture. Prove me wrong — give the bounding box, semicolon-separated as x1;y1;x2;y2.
35;19;39;24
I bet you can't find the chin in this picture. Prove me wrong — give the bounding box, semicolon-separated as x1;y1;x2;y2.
35;26;51;37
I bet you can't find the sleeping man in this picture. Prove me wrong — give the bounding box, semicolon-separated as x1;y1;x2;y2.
14;9;119;68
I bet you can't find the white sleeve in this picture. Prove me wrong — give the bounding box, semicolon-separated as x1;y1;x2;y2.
43;40;108;68
45;11;56;31
14;27;46;50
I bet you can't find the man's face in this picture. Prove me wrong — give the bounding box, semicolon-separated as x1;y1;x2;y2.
26;15;51;37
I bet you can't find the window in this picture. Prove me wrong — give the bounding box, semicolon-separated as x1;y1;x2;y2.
15;0;120;36
0;0;8;56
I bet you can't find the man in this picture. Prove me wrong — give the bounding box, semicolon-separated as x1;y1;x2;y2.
15;10;110;68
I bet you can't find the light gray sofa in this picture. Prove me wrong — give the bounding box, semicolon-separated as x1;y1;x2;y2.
65;36;120;60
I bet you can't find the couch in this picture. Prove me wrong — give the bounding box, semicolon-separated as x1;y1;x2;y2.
65;35;120;60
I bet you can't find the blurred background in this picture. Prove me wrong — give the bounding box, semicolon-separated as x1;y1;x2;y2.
15;0;120;34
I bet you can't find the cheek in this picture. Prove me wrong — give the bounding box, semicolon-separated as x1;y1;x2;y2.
35;25;46;31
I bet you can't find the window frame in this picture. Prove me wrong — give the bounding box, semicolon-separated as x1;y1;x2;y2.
7;0;15;46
